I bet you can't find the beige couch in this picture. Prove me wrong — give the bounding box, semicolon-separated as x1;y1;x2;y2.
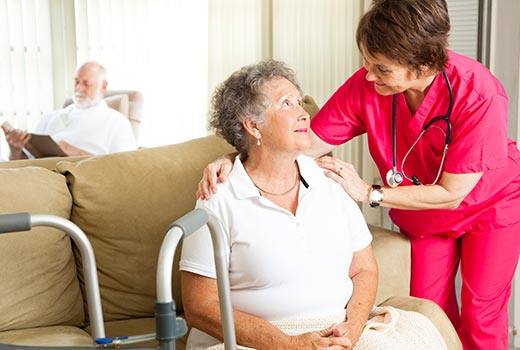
0;135;462;349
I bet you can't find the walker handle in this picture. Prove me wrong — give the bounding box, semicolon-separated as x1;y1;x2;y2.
0;213;31;233
167;208;209;238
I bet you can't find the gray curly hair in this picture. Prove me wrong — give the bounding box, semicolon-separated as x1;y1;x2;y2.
209;59;301;154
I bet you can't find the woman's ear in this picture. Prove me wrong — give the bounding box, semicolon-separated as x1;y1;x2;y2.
242;118;260;139
417;65;435;78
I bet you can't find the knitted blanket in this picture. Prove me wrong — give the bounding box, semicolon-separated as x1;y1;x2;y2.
201;306;447;350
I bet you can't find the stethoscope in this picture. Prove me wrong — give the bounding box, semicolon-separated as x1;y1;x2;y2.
386;70;454;187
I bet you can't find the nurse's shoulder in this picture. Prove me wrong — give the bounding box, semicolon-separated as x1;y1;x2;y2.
447;50;507;101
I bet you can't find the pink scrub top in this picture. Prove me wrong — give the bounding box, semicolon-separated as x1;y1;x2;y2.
311;50;520;238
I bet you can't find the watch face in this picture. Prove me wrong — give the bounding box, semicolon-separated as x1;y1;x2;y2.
369;187;383;205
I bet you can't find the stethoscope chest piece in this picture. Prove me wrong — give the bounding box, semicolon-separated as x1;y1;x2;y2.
386;168;403;188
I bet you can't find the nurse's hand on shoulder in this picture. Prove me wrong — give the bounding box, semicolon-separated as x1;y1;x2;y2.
317;156;370;203
196;153;236;200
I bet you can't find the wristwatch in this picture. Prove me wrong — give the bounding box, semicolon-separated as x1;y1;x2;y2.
369;184;384;208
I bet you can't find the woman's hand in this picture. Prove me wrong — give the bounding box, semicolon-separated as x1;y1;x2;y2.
316;156;371;203
196;153;236;200
287;332;338;350
318;321;364;349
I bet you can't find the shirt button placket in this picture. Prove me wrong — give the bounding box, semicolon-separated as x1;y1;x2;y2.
295;220;307;250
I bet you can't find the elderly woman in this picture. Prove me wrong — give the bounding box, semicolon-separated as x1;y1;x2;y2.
198;1;520;349
180;60;445;350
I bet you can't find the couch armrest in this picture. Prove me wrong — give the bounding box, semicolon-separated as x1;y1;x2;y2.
380;296;462;350
369;225;410;304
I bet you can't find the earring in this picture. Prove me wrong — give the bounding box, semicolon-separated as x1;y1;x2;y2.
256;137;261;146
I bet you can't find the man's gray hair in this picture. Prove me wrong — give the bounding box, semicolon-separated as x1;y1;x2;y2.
209;59;301;154
77;61;107;83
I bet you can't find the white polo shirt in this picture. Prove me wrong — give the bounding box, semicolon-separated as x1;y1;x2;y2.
35;100;136;155
180;155;372;343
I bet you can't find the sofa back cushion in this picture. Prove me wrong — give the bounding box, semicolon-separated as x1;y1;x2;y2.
0;167;84;331
0;155;88;171
57;136;234;321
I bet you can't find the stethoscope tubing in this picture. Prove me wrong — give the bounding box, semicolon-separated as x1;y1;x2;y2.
389;70;454;186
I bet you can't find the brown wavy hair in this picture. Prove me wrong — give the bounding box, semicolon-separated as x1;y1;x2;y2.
356;0;450;75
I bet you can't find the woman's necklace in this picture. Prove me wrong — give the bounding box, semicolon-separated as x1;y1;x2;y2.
252;170;299;196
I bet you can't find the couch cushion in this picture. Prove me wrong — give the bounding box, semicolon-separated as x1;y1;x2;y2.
369;225;411;305
0;326;93;346
0;167;84;331
57;136;234;321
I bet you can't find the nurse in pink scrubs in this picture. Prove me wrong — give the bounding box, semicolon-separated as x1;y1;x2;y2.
198;1;520;349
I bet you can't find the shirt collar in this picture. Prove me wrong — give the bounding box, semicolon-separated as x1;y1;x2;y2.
229;154;329;200
70;99;107;113
229;156;260;199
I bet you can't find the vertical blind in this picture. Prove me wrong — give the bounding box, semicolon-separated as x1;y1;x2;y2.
273;0;361;106
0;0;54;159
208;0;266;99
447;0;480;59
74;0;209;147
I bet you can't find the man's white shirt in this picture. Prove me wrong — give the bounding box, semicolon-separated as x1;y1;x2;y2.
35;100;136;155
180;155;372;348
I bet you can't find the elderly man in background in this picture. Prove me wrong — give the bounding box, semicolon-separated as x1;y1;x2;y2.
1;61;136;160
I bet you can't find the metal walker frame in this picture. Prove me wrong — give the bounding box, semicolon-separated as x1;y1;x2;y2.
0;209;237;350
